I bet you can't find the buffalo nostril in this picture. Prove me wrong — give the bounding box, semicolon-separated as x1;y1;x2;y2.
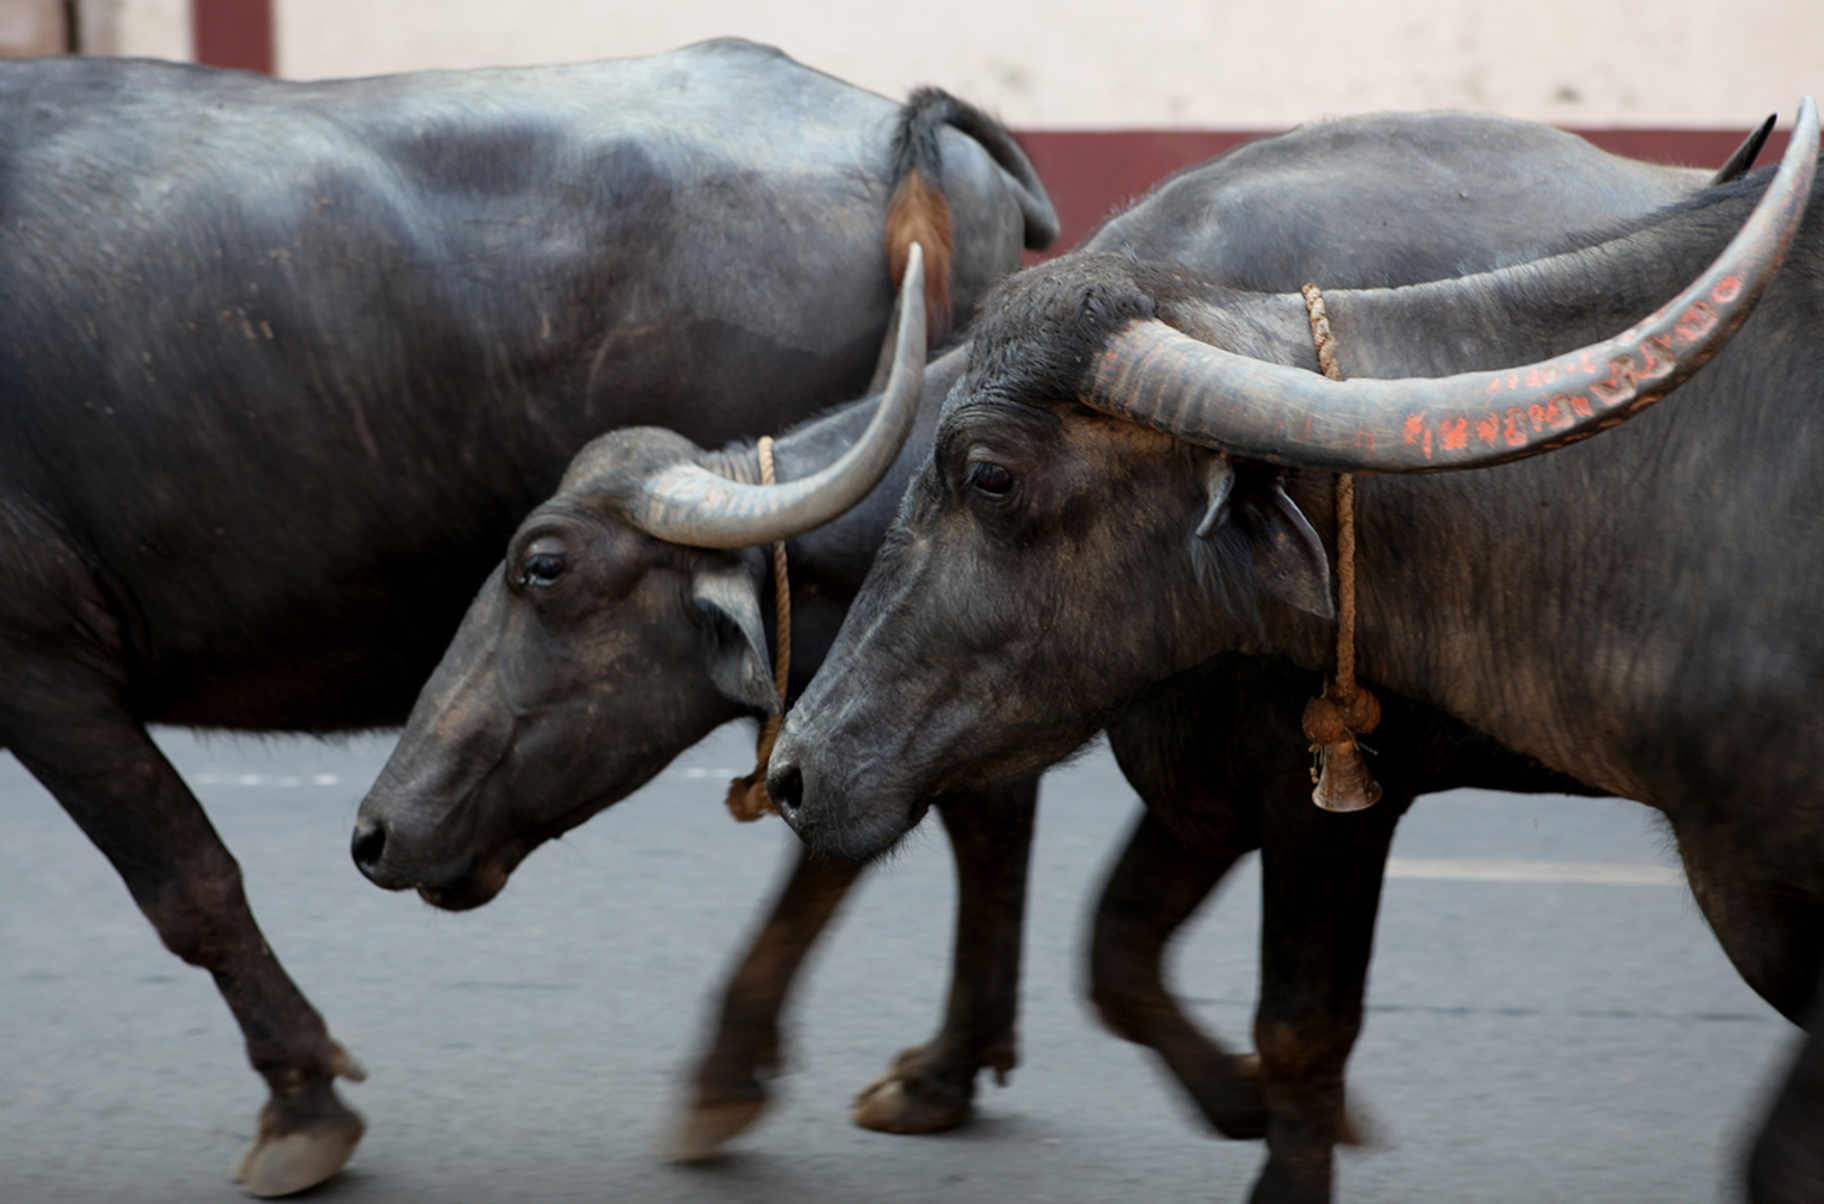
351;818;388;874
768;763;804;822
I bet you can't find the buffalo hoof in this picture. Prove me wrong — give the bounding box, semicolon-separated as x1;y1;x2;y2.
232;1044;366;1197
1337;1095;1382;1149
662;1096;768;1163
232;1091;364;1198
850;1045;975;1135
1176;1051;1269;1140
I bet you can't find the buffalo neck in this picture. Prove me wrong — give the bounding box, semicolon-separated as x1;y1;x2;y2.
1222;174;1823;804
687;345;966;703
729;343;971;597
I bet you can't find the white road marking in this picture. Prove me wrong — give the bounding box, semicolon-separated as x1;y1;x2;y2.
180;766;1683;887
191;770;344;787
1387;857;1680;886
189;766;744;788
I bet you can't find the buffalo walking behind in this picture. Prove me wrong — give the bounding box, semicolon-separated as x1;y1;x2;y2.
0;38;1055;1196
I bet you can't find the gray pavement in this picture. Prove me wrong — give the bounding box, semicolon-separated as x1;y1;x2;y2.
0;725;1790;1202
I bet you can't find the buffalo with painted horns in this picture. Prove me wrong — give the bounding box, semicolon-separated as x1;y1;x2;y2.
769;100;1823;1204
352;108;1780;1177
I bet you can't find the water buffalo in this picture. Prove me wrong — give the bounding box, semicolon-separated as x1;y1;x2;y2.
351;108;1767;1172
769;102;1822;1204
0;38;1056;1196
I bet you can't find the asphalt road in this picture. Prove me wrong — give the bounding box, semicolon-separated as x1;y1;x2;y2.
1;724;1791;1203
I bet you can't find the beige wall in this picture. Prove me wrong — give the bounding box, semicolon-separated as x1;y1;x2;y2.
32;0;1822;128
1;0;65;55
272;0;1818;127
48;0;192;59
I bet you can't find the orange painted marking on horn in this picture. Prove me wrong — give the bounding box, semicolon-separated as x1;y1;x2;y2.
1674;302;1718;344
1715;275;1743;304
1590;356;1637;409
1567;393;1594;418
1503;408;1530;447
1440;416;1470;451
1477;414;1501;446
1422;425;1434;458
1403;413;1426;444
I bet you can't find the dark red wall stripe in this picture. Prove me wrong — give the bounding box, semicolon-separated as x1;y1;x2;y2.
192;0;272;74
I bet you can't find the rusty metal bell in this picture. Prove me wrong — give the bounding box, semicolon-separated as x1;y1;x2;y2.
1311;737;1382;813
1302;686;1382;813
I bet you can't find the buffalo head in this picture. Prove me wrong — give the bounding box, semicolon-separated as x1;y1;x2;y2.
766;101;1820;862
351;249;930;908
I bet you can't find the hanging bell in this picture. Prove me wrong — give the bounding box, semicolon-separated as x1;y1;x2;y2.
1310;736;1382;813
1302;687;1382;813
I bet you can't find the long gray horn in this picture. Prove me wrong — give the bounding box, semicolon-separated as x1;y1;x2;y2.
621;244;928;547
1083;97;1817;473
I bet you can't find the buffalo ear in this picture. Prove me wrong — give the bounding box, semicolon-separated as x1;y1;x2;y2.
1190;458;1335;622
1194;454;1236;538
689;562;779;714
1251;483;1335;619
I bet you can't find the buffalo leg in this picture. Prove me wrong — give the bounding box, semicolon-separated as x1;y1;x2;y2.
1674;826;1824;1204
1747;987;1824;1204
1246;785;1407;1204
666;840;866;1160
1087;807;1266;1138
2;681;363;1198
851;777;1037;1133
669;776;1037;1157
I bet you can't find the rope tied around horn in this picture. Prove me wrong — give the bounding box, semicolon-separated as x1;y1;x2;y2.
724;435;793;822
1299;284;1382;813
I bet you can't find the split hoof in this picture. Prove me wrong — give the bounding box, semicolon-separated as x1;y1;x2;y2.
850;1052;974;1135
232;1095;364;1198
662;1096;768;1163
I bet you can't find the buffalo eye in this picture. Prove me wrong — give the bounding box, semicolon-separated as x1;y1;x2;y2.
967;461;1015;497
520;550;566;589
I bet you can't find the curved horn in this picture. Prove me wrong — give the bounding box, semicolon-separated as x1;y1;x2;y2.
622;244;928;547
1084;97;1818;473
